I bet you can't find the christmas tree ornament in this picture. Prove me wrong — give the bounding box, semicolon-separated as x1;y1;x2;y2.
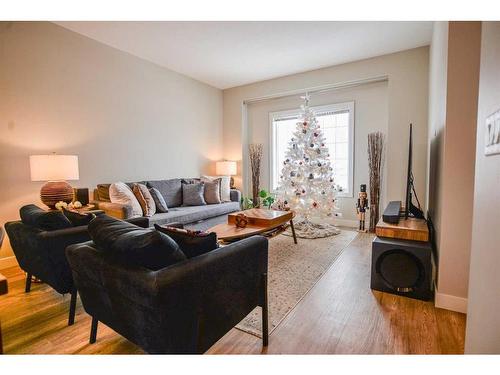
275;93;340;238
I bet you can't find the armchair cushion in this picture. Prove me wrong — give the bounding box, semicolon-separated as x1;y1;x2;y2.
154;224;218;258
89;215;186;271
62;208;96;227
20;204;73;231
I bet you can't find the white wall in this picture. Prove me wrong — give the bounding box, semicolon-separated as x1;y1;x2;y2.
427;22;482;313
465;21;500;354
246;81;388;222
0;22;223;263
223;47;429;224
427;21;448;248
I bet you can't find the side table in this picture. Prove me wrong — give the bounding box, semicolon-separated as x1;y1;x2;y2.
0;271;7;354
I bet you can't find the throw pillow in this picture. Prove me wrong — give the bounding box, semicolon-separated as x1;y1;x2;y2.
96;184;111;202
203;178;222;204
155;224;218;258
149;187;168;213
20;204;73;231
62;208;96;227
89;214;186;271
201;175;231;202
109;182;143;218
132;183;156;217
182;182;206;206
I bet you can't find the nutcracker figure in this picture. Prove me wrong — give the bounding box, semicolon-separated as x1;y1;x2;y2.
356;184;369;232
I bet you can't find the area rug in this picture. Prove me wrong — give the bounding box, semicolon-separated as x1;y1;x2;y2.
235;229;358;337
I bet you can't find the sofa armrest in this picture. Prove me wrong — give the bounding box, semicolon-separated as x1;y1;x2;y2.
230;189;241;204
92;200;133;219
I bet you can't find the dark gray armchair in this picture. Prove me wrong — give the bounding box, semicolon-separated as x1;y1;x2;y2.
4;206;148;326
66;235;269;354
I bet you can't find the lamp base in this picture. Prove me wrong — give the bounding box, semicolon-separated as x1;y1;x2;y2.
40;181;74;209
230;176;235;189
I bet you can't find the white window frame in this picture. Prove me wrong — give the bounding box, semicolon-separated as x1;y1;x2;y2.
269;101;355;198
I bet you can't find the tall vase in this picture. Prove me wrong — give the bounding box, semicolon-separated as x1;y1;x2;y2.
249;143;263;208
368;132;384;232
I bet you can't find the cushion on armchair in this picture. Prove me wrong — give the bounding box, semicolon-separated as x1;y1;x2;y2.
88;215;186;270
20;204;73;231
154;224;218;258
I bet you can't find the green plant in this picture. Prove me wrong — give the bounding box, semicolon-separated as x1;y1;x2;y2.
241;196;254;210
259;189;275;209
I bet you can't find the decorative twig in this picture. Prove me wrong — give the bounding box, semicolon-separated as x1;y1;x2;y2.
368;132;385;232
249;143;263;208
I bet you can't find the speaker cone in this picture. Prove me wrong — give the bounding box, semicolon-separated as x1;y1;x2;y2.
375;249;424;292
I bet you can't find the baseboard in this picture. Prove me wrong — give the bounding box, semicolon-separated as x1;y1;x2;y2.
332;218;358;228
0;256;18;270
435;291;468;314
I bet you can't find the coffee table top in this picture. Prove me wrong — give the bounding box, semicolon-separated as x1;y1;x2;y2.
210;208;294;242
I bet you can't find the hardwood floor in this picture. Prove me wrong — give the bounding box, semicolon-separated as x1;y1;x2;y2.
0;233;466;354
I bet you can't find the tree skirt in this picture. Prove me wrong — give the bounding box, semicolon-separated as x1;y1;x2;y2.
284;219;340;239
235;229;358;337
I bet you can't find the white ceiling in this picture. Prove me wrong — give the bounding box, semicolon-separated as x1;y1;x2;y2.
55;21;433;89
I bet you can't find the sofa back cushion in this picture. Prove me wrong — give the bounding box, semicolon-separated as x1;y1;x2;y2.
109;182;143;218
20;204;73;231
146;179;183;208
88;215;186;271
154;224;218;258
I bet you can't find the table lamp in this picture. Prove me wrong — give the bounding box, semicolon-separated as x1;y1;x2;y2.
216;160;237;188
30;154;79;209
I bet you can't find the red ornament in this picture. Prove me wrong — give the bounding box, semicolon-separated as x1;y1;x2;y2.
313;202;318;208
314;132;318;137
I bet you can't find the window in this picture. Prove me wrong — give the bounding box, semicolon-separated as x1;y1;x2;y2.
270;101;354;197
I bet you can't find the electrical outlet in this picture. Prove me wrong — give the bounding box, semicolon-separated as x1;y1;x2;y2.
485;109;500;156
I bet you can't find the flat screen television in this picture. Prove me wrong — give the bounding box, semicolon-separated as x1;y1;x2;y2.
405;123;425;220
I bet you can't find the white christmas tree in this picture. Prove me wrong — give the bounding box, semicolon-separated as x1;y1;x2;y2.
274;93;340;238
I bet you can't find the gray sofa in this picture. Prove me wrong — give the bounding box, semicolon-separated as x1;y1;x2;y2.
92;179;241;229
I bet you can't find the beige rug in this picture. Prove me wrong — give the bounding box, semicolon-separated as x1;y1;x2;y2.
236;229;358;337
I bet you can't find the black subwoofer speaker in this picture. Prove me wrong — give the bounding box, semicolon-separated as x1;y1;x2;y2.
371;237;434;301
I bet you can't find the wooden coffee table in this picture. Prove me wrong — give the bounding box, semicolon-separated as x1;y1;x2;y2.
209;208;297;244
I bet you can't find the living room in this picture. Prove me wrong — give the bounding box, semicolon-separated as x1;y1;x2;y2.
0;0;499;371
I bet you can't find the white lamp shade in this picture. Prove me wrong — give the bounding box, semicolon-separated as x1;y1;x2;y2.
30;155;79;181
216;161;237;176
